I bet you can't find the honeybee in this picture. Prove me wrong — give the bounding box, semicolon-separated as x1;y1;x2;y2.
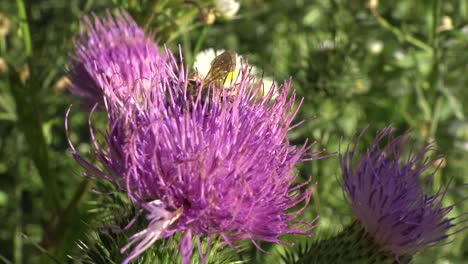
188;50;236;95
204;50;237;87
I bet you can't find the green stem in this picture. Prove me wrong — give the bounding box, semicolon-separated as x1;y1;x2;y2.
166;8;199;43
431;0;441;45
182;28;192;66
372;11;432;53
8;62;62;219
193;25;209;62
143;1;158;32
16;0;32;57
0;255;13;264
0;36;6;56
428;71;442;140
14;1;62;215
143;0;172;32
53;179;90;245
428;0;441;139
14;159;25;264
414;83;431;121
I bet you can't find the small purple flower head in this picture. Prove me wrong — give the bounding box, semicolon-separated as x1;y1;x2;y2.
339;126;466;258
67;49;324;263
69;10;167;106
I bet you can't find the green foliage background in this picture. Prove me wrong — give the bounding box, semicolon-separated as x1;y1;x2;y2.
0;0;467;263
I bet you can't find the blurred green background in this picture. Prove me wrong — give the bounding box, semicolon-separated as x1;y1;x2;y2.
0;0;467;263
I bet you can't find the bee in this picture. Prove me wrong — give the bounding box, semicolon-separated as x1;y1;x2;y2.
203;50;237;87
188;50;237;96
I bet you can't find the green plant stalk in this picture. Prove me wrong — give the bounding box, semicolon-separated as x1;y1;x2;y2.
372;12;432;53
143;0;171;31
182;28;192;66
193;25;209;61
16;0;32;57
0;36;6;56
20;233;62;264
13;1;62;215
53;179;91;248
8;64;62;214
0;255;13;264
166;9;199;43
430;0;441;45
428;0;441;139
429;95;443;140
414;82;431;122
14;159;25;264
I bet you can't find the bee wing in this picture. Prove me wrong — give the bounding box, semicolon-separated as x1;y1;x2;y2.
204;51;236;86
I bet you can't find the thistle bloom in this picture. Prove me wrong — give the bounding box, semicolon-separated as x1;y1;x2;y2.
339;127;466;260
69;10;167;106
67;47;322;263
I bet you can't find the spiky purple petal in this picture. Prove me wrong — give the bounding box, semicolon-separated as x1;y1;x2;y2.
68;45;323;263
69;10;168;106
339;127;464;257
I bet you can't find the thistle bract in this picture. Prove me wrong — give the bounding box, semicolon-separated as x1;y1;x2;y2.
68;46;322;263
339;127;465;258
69;10;167;106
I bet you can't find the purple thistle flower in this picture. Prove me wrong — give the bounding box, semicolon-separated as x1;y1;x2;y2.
67;48;324;263
339;126;467;259
69;10;167;106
